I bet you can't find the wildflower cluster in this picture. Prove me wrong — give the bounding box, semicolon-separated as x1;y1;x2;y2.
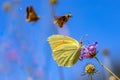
79;42;98;60
78;42;120;80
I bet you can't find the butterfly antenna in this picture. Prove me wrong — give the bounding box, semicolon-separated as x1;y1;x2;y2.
80;34;88;42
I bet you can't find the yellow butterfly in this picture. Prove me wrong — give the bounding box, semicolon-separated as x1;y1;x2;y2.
47;35;82;67
54;14;71;28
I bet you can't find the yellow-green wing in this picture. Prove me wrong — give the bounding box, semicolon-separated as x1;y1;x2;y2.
48;35;79;50
48;35;82;67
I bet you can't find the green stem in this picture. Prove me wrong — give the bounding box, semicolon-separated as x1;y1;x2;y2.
57;67;64;80
50;2;64;80
95;57;120;80
90;74;92;80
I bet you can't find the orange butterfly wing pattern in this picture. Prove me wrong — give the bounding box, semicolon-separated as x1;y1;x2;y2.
26;6;40;22
54;14;71;28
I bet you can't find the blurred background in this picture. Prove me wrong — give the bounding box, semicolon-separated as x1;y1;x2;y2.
0;0;120;80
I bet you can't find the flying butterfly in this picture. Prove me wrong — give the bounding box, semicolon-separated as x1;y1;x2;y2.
54;14;71;28
47;35;83;67
26;6;40;22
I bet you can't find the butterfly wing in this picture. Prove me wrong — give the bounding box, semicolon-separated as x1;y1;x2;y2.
26;6;39;22
26;6;29;20
29;6;38;16
48;35;82;67
54;16;66;28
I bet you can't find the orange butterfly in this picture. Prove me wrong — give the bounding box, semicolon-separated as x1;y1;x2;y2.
26;6;40;22
54;14;71;28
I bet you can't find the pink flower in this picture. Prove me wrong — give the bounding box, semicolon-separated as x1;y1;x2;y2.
79;42;98;60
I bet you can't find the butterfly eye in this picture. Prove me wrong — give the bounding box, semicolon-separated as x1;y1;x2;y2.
79;42;82;44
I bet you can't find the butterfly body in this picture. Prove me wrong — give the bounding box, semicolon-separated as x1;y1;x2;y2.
48;35;82;67
26;6;40;22
54;14;71;28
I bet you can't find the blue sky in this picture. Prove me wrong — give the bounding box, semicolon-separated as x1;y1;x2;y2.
0;0;120;80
